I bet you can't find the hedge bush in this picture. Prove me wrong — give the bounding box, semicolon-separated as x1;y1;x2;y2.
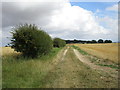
53;38;66;48
11;24;53;58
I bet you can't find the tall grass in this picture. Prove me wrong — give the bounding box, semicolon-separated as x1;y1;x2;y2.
2;47;62;88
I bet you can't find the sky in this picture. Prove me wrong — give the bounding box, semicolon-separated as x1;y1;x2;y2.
1;0;119;46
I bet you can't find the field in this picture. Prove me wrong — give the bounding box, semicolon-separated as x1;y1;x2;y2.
74;43;119;63
1;47;20;57
2;45;119;88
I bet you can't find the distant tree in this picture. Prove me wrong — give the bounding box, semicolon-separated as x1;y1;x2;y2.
10;24;53;58
73;39;78;43
86;41;91;43
109;40;112;43
5;45;8;47
98;39;104;43
91;40;97;43
65;40;70;44
104;40;109;43
53;38;66;48
104;40;112;43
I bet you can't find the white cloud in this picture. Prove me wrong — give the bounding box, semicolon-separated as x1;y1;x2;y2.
96;16;118;31
106;4;118;11
2;1;118;46
96;16;118;41
44;2;109;40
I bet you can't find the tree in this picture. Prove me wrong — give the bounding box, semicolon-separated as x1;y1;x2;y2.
73;39;78;43
98;39;103;43
104;40;112;43
11;24;53;58
91;40;97;43
53;38;66;48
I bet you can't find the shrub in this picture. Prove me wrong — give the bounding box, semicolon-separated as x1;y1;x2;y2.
53;38;66;48
11;24;53;58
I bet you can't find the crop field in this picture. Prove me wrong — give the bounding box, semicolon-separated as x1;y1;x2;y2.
1;47;20;57
74;43;119;63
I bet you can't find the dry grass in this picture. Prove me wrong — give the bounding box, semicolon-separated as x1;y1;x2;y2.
74;43;119;63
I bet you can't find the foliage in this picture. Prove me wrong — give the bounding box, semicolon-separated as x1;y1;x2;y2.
53;38;66;48
104;40;112;43
91;40;97;43
65;39;112;44
98;39;104;43
11;24;53;58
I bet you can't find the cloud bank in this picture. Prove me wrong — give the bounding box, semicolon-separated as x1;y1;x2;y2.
2;1;118;46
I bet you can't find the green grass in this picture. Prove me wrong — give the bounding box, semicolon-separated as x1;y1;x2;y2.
71;45;88;55
2;47;62;88
97;64;120;69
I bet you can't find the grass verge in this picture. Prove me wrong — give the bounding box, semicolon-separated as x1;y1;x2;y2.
71;45;88;55
2;47;62;88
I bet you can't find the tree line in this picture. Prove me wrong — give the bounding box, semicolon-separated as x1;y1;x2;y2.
65;39;112;44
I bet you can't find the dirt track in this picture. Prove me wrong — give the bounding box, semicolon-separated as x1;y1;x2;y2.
73;49;118;78
41;46;118;88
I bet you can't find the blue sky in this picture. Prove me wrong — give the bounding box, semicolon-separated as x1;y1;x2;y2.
70;2;118;18
70;2;117;12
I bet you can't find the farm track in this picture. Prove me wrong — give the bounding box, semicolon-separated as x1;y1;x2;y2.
41;46;118;88
73;49;118;78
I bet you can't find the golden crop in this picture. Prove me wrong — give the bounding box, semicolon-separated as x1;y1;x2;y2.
74;43;119;63
0;47;20;57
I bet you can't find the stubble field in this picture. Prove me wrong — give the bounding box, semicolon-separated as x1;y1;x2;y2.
74;43;119;63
